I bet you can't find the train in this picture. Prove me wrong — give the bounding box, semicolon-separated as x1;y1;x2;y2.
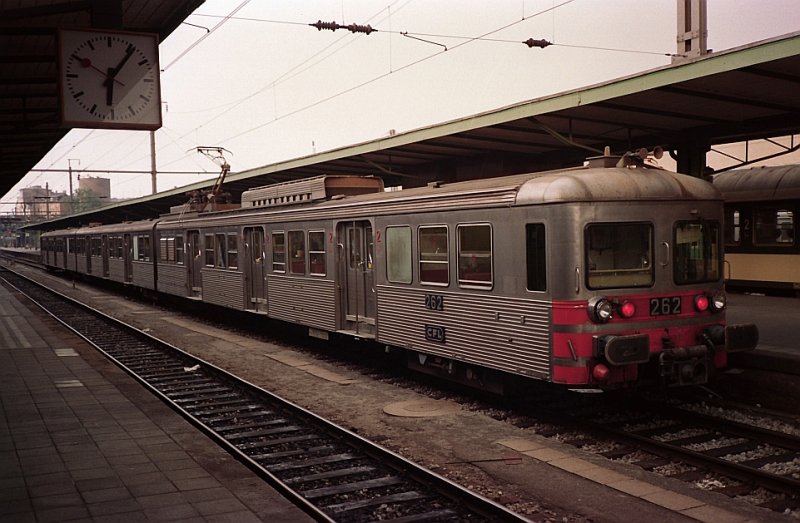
712;164;800;296
40;151;759;391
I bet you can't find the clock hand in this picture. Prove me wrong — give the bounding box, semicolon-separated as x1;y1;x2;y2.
109;46;135;80
77;57;124;86
105;67;114;106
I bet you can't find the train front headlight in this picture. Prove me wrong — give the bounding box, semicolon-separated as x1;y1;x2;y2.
711;291;726;312
588;297;613;323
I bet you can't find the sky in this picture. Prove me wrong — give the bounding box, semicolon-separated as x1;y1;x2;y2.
4;0;800;206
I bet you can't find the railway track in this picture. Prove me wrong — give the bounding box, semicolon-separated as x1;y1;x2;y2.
0;267;528;523
564;396;800;511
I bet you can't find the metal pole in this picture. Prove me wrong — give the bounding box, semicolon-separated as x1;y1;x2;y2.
150;130;157;194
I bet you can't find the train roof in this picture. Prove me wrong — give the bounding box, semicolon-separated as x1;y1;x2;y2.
45;163;721;235
42;220;158;237
712;164;800;202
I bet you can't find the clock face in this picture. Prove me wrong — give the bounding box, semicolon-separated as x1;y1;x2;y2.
59;29;162;130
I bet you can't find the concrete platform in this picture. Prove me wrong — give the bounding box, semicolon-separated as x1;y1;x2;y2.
0;283;313;522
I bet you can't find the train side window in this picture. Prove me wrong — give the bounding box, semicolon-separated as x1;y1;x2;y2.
204;234;215;266
586;223;653;289
674;221;721;284
458;224;492;289
227;233;238;269
288;231;305;274
159;238;168;261
175;235;184;265
215;233;227;268
386;226;412;284
309;231;326;276
753;207;794;246
135;235;151;262
419;225;449;286
272;232;286;273
526;223;546;291
724;208;741;245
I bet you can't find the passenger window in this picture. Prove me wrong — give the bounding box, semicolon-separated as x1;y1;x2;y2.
227;233;238;269
674;221;721;284
753;208;794;246
419;226;448;286
526;223;546;291
175;235;184;265
272;232;286;272
204;234;215;266
215;233;227;268
458;224;492;288
724;208;740;246
289;231;305;274
386;226;412;284
586;223;653;289
309;231;326;276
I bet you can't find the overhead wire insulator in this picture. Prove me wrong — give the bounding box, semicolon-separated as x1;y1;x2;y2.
346;23;376;34
524;38;552;49
311;20;339;31
310;20;377;34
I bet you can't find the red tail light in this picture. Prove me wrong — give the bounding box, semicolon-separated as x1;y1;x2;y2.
694;294;709;312
619;301;636;318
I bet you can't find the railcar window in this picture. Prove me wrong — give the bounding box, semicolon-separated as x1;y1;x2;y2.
309;231;326;276
288;231;305;274
272;232;286;272
91;238;102;257
753;208;794;246
526;224;547;291
204;234;215;266
724;208;741;245
68;238;75;254
458;224;492;288
419;226;449;286
586;223;653;289
227;233;238;269
175;235;184;265
674;221;721;284
386;226;412;284
159;238;168;261
135;235;151;262
214;233;227;268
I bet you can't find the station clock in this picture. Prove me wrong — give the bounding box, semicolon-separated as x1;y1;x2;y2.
58;28;162;130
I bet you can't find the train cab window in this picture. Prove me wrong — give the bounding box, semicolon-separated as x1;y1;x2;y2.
753;208;794;246
289;231;305;274
272;232;286;272
309;231;326;276
419;226;449;286
458;224;492;288
526;223;546;291
226;234;238;269
674;221;721;284
586;223;653;289
386;226;412;284
204;234;215;266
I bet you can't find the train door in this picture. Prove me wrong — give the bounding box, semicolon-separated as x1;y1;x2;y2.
337;220;376;336
123;234;133;283
102;235;109;277
187;230;202;298
244;227;267;312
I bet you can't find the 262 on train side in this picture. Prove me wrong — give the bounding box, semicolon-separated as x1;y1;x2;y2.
41;153;759;391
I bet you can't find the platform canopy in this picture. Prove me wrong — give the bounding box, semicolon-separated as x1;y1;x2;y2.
16;29;800;230
0;0;204;199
